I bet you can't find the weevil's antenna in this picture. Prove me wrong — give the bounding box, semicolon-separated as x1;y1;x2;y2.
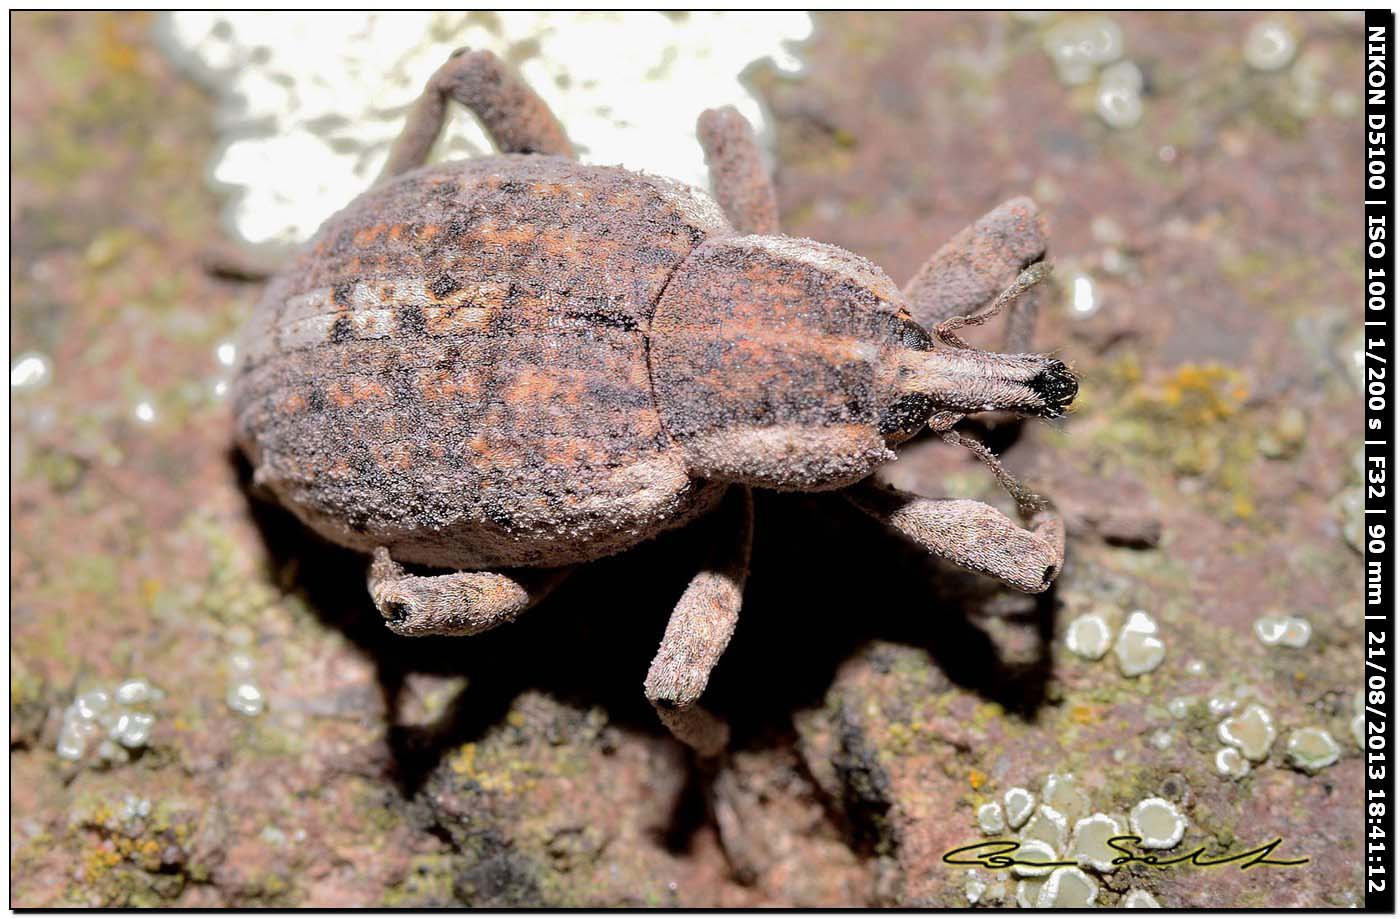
935;261;1053;350
942;429;1050;519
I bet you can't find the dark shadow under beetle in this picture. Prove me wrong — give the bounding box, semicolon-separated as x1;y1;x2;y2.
233;446;1057;867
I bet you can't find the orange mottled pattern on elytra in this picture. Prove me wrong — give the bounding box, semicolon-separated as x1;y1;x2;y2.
233;155;731;569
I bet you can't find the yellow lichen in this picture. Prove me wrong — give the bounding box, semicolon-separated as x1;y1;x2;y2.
1069;703;1098;725
449;742;477;776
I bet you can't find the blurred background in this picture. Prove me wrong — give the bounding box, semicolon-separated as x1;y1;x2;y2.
11;12;1364;907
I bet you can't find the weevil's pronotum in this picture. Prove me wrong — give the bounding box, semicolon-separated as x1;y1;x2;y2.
233;49;1077;755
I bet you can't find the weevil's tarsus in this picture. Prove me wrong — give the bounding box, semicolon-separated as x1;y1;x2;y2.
367;547;568;637
379;47;574;183
697;106;780;236
645;485;753;757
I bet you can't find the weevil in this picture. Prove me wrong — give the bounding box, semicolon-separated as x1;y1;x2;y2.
232;49;1076;756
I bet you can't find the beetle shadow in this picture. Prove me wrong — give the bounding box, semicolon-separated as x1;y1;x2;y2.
233;449;1056;839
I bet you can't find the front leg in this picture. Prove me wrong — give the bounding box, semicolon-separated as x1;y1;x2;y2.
903;197;1048;353
367;548;568;637
844;478;1065;594
644;485;753;757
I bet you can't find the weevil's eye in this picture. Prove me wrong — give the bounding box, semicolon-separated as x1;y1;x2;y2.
379;598;411;624
1030;360;1078;416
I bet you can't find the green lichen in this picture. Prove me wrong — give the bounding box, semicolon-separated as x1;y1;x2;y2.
383;855;458;908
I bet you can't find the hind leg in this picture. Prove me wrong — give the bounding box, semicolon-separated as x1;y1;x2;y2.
697;107;780;235
367;547;568;637
644;485;753;757
380;48;574;182
903;197;1049;353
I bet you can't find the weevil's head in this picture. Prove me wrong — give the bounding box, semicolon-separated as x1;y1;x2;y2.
648;235;1077;491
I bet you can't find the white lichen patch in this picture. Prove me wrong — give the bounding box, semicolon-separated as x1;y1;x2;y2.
1122;888;1162;908
1041;773;1090;823
1096;80;1143;129
114;679;156;706
1214;746;1251;779
1004;787;1036;829
1114;610;1166;677
1286;727;1341;773
1011;838;1060;878
1217;703;1276;763
1071;813;1124;873
1129;797;1186;850
225;650;266;717
1016;877;1048;909
1063;269;1101;320
1020;804;1070;854
1253;614;1311;648
10;352;51;390
1207;695;1238;718
226;682;266;717
1037;865;1098;908
977;801;1006;835
1065;612;1112;659
964;869;986;904
156;12;813;247
1243;19;1298;72
56;680;164;764
1042;16;1124;86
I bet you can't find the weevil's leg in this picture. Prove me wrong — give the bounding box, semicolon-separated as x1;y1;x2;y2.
368;547;569;637
199;239;285;282
903;197;1049;352
644;485;754;757
843;466;1065;594
697;107;780;235
379;48;574;182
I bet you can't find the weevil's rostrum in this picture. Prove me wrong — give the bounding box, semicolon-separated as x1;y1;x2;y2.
233;48;1077;756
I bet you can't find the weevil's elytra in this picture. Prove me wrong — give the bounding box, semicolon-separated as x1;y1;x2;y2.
232;48;1077;759
237;156;732;571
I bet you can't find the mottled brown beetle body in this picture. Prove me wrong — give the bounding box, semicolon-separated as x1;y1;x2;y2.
232;48;1076;767
234;156;954;570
